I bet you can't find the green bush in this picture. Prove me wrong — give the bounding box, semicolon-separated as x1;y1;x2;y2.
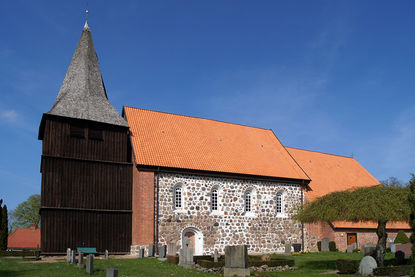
373;265;413;276
197;259;225;268
317;241;321;252
0;250;40;257
329;241;337;252
394;230;410;244
386;247;391;253
336;259;359;274
352;248;360;253
249;259;294;267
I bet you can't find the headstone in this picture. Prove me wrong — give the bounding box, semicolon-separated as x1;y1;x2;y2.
321;238;330;252
224;245;250;277
362;243;376;257
293;243;302;253
78;251;84;269
178;238;194;268
105;250;109;260
71;250;76;263
66;248;71;263
395;250;405;265
138;248;144;258
395;243;412;258
106;268;118;277
148;244;155;257
347;242;357;253
167;242;176;256
158;245;167;258
212;249;220;263
358;256;377;276
86;254;94;275
389;238;396;253
284;243;292;255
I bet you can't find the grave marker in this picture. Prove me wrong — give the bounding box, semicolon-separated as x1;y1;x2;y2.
167;242;176;256
321;238;330;252
86;254;94;275
138;248;144;258
178;237;194;268
78;251;84;269
148;244;155;257
105;250;109;260
66;248;71;263
224;245;250;277
106;268;118;277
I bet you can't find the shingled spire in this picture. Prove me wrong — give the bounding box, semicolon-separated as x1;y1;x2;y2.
47;21;128;127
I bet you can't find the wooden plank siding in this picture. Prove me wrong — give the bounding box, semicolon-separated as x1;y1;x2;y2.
40;116;132;254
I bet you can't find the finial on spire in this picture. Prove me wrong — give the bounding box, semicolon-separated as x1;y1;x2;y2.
84;2;90;30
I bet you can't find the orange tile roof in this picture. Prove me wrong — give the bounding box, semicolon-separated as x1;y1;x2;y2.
332;221;410;230
286;147;409;230
286;147;380;201
124;106;309;181
8;226;41;249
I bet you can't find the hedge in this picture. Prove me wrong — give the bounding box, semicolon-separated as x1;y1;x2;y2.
336;259;360;274
394;230;410;244
317;241;321;252
373;265;413;276
0;250;40;257
329;241;337;252
249;259;295;267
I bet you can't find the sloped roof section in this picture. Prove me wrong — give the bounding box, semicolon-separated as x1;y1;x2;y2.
332;220;410;230
8;226;41;249
47;21;128;127
124;106;310;181
286;147;380;201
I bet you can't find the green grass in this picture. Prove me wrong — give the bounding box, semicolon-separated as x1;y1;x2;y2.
0;252;398;277
0;257;219;277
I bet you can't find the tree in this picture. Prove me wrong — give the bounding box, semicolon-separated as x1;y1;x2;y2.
0;204;8;250
408;174;415;275
294;185;410;266
11;194;40;230
380;176;405;187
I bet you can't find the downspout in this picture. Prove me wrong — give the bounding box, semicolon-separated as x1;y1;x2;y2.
301;180;305;251
154;167;160;254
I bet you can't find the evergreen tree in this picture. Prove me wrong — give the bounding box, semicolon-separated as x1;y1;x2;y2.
294;185;410;266
0;203;8;250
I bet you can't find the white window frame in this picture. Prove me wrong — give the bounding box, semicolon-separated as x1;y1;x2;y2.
244;188;256;217
276;191;287;218
173;184;185;212
211;188;218;211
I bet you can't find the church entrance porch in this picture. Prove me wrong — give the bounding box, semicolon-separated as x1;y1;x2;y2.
182;227;204;255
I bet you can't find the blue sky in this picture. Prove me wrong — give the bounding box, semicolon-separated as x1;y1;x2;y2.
1;0;414;210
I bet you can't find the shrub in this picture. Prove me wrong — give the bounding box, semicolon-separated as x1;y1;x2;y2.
352;248;360;253
386;247;391;253
317;241;321;252
329;241;337;252
0;250;40;257
336;259;359;274
394;230;410;244
373;265;413;276
197;259;224;268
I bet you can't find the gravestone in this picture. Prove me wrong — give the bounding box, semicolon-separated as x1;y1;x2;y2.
321;238;330;252
395;243;412;258
224;245;250;277
138;248;144;258
71;250;76;263
358;256;377;276
86;254;94;275
167;242;176;256
395;250;405;265
293;243;302;253
148;244;155;257
389;238;396;253
284;243;292;255
106;268;118;277
158;245;167;261
66;248;71;263
178;236;195;268
78;251;84;269
347;242;357;253
212;249;220;263
105;250;109;260
362;243;376;257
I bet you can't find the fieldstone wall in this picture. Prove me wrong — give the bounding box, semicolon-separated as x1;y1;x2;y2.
155;172;304;255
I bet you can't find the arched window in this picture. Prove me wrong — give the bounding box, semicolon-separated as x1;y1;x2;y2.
245;190;252;212
174;186;182;209
276;192;282;214
211;188;218;211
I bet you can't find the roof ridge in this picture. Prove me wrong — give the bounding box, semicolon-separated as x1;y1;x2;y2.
124;105;273;132
286;146;354;159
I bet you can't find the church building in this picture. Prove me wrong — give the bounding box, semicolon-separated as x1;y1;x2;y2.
39;22;403;255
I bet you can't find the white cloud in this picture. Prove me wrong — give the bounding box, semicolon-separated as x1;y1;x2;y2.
1;110;18;122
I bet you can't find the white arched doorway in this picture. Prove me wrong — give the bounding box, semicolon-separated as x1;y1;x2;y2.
182;227;204;256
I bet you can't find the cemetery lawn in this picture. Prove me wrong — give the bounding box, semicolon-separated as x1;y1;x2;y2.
0;252;396;277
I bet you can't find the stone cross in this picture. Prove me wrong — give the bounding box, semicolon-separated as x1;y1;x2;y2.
321;238;330;252
86;254;94;275
106;268;118;277
105;249;109;260
224;245;250;277
66;248;71;263
148;244;155;257
78;251;84;269
167;242;176;256
212;249;220;263
138;248;144;258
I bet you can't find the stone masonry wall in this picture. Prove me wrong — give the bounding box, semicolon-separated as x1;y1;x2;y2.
153;172;304;255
